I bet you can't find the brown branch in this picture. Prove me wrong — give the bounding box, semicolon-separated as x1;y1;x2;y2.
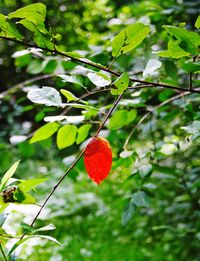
123;89;198;150
0;74;56;99
1;36;200;94
189;56;198;91
18;91;124;242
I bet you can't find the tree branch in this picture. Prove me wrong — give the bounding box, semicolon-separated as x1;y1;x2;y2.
18;91;124;242
0;36;200;94
123;89;198;150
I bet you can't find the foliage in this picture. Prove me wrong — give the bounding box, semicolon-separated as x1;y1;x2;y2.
0;0;199;260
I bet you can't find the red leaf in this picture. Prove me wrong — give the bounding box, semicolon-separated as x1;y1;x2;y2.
84;137;112;185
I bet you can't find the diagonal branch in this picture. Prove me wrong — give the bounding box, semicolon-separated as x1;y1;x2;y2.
18;91;125;242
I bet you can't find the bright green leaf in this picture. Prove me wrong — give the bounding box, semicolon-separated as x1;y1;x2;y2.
8;3;46;25
156;39;190;58
0;160;20;192
30;122;59;143
195;15;200;29
126;110;137;124
76;124;92;144
163;25;200;55
111;72;129;95
0;14;24;40
18;178;47;192
57;125;77;149
60;89;79;102
112;23;150;57
108;109;137;130
108;110;127;130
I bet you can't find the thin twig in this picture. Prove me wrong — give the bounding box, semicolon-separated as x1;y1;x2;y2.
123;90;198;150
189;56;197;91
95;93;124;136
0;244;7;261
0;36;200;94
0;74;56;99
18;92;124;242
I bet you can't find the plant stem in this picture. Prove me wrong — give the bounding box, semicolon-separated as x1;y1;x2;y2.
0;36;200;94
0;244;7;261
123;89;199;150
19;92;124;241
95;93;124;136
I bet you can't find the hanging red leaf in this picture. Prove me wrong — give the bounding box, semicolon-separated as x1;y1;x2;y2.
84;136;112;185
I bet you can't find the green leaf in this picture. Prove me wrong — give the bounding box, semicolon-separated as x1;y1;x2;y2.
163;25;200;55
30;122;59;143
195;15;200;29
13;187;36;204
57;125;77;149
87;72;111;87
111;23;150;57
18;178;47;192
156;39;190;58
108;109;137;130
0;197;9;214
143;59;162;78
111;72;129;95
76;124;92;144
121;201;135;226
60;89;79;102
20;223;55;235
0;14;24;40
126;110;137;124
0;160;20;192
9;234;61;256
131;191;150;207
18;19;53;49
8;3;46;25
108;110;127;130
58;75;84;87
27;87;63;107
179;60;200;73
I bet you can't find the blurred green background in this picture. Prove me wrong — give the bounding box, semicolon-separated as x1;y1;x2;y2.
0;0;200;260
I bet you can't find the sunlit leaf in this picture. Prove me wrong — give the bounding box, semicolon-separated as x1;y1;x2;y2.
0;160;20;192
143;59;162;78
76;124;92;144
57;125;77;149
111;72;129;95
88;72;111;87
30;122;60;143
27;87;62;107
112;23;150;57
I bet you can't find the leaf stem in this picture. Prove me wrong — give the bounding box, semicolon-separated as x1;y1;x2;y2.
0;244;7;261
